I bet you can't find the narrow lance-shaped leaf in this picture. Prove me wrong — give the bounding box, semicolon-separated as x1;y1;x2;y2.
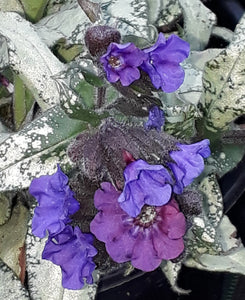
0;12;65;110
0;106;87;191
203;14;245;132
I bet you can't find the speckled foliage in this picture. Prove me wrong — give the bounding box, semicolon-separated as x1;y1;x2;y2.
0;0;245;298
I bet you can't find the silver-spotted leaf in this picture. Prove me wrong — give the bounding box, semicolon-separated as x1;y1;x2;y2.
179;0;216;50
203;14;245;132
0;106;87;191
0;12;65;110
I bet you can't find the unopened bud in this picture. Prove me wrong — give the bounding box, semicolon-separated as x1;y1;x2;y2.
85;25;121;57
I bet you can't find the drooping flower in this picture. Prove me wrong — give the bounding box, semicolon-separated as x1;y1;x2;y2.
118;159;173;217
144;105;164;132
42;225;97;290
100;42;147;86
168;139;211;194
140;33;190;93
90;182;186;272
29;165;80;238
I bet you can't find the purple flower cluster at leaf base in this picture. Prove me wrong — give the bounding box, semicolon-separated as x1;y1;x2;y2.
118;159;173;217
168;139;211;194
140;33;190;93
29;165;80;238
100;42;147;86
144;105;164;132
42;225;97;290
90;182;186;272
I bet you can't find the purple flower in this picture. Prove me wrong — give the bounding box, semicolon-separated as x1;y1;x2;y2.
100;42;147;86
144;105;164;132
42;225;97;290
29;165;80;238
140;33;190;93
168;139;211;194
90;182;186;272
118;159;173;217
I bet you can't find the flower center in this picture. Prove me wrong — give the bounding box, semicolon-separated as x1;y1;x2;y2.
108;56;121;68
134;205;157;228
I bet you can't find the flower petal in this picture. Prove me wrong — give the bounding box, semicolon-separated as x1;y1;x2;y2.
131;236;162;271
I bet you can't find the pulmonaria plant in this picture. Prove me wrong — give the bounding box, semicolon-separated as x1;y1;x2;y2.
29;166;97;290
90;182;186;272
100;33;190;92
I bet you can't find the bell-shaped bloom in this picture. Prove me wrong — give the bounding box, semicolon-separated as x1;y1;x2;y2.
168;139;211;194
29;165;80;238
140;33;190;93
42;225;97;290
118;159;173;217
100;42;147;86
90;182;186;272
144;105;165;132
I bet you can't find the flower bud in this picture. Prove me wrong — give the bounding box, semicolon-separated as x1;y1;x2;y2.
85;25;121;57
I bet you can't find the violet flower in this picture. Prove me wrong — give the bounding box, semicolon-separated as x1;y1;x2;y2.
90;182;186;272
42;225;97;290
144;105;164;132
29;165;80;238
140;33;190;93
118;159;173;217
100;42;147;86
168;139;211;194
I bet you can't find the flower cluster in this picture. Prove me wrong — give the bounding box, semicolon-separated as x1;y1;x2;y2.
100;33;190;92
90;139;210;271
30;140;210;284
29;165;97;290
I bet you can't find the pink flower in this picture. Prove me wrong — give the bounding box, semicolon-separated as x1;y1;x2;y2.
90;182;186;272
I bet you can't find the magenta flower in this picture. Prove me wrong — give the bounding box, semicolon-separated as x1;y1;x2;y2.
90;182;186;272
144;105;164;132
118;159;173;217
100;42;147;86
168;139;211;194
140;33;190;93
42;225;97;290
29;165;80;238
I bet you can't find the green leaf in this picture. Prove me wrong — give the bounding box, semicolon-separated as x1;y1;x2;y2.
54;68;107;126
0;106;87;191
13;74;35;130
203;14;245;132
206;142;245;177
53;39;83;63
19;0;49;22
163;103;199;139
